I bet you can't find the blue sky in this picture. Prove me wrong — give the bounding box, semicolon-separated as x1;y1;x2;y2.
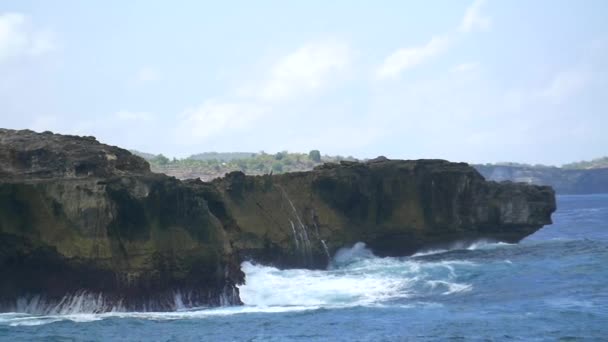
1;1;607;165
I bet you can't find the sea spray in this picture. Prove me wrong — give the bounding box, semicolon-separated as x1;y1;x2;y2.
238;242;475;308
3;242;476;323
330;242;375;267
12;292;124;315
7;287;241;315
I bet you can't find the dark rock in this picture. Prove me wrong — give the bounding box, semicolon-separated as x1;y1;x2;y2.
0;129;556;312
0;129;149;179
214;159;555;269
0;129;243;312
366;156;389;163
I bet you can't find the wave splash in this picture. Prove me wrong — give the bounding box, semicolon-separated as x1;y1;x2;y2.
12;292;124;316
1;242;480;326
3;286;240;317
238;242;475;308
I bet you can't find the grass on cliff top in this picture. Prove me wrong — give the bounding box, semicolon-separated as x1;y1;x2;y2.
133;150;358;181
130;149;608;181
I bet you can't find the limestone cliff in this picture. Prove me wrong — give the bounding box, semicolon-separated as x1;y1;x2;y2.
213;158;556;269
0;129;556;312
0;129;243;312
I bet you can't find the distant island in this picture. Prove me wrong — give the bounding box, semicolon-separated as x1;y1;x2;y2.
132;150;608;195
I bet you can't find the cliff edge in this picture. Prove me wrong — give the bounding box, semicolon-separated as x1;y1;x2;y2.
214;158;555;268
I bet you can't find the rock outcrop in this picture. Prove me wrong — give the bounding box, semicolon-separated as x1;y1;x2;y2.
0;129;556;312
214;160;556;269
0;129;243;312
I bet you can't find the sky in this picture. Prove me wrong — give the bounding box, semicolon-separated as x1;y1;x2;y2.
0;0;607;165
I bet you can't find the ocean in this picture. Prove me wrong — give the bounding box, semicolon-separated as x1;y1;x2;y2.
1;194;607;341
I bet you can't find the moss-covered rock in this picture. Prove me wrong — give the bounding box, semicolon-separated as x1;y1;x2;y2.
213;159;556;269
0;129;243;312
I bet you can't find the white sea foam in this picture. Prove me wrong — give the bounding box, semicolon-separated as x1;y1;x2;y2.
331;242;375;267
238;242;474;308
238;261;410;307
5;286;240;317
1;306;321;326
1;242;476;326
412;239;515;257
12;292;125;315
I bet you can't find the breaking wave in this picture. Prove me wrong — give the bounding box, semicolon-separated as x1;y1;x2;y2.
1;242;480;326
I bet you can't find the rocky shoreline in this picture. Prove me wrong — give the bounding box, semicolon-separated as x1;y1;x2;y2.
0;129;556;312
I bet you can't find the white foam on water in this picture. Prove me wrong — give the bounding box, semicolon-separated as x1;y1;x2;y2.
331;241;375;266
467;241;514;250
1;306;321;326
238;242;475;309
1;242;477;326
0;311;103;326
412;239;515;257
426;281;473;295
6;285;240;317
238;261;411;307
13;292;125;315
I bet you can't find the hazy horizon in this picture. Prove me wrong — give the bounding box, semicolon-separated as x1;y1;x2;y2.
1;1;607;165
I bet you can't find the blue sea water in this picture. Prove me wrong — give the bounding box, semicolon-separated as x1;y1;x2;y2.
1;194;607;341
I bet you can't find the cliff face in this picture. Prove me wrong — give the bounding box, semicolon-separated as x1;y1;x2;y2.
213;159;555;268
0;129;556;312
474;164;608;194
0;129;243;312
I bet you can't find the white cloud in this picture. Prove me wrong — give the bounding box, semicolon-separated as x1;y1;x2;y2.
376;35;450;80
115;110;154;121
375;0;491;80
451;62;479;73
0;12;55;62
173;40;352;147
539;69;591;103
135;66;161;83
459;0;491;33
258;41;351;101
367;39;608;164
174;101;266;144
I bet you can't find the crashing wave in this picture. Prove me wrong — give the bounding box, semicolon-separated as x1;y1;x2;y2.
238;242;474;309
4;286;241;315
2;241;476;325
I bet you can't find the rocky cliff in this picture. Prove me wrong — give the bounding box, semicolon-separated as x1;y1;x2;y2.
214;158;556;269
0;129;243;312
0;129;556;312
